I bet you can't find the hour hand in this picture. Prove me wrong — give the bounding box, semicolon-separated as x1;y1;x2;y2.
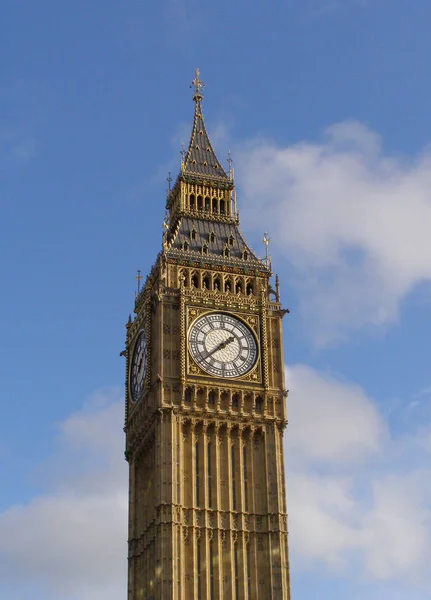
203;336;235;358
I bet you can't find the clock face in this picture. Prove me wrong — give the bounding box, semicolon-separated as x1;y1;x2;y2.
188;313;258;378
130;330;147;402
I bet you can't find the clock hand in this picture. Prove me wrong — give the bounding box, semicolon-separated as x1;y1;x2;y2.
203;336;235;359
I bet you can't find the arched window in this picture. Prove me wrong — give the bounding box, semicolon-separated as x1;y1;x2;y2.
208;390;216;405
246;281;254;295
236;280;243;294
189;194;195;210
212;198;218;213
213;275;221;291
203;273;210;289
228;235;234;247
205;197;210;211
232;393;240;409
209;231;216;243
197;195;203;210
190;228;197;240
243;250;249;260
191;273;199;288
255;397;263;412
184;388;192;403
220;199;225;214
224;278;231;292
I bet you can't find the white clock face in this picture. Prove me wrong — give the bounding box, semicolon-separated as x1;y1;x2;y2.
130;330;147;402
189;313;257;378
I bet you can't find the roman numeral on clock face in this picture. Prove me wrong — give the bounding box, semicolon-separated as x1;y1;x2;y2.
189;312;257;379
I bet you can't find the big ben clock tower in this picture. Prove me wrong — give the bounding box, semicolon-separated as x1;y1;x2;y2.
124;70;291;599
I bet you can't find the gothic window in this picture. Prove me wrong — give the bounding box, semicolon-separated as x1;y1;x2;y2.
246;280;254;295
234;544;240;599
213;275;220;291
228;234;235;246
235;280;243;294
220;199;225;214
255;396;263;413
190;228;197;240
191;273;199;288
224;247;230;258
224;278;231;292
202;245;209;256
231;443;237;511
212;198;218;213
195;441;200;507
197;537;202;599
183;241;189;251
190;194;195;210
205;197;210;211
221;390;229;410
243;250;249;260
184;388;192;403
247;543;252;599
197;195;203;210
232;392;240;409
243;444;249;512
208;389;216;405
203;273;210;289
244;393;253;412
210;541;215;600
208;441;212;508
209;231;216;243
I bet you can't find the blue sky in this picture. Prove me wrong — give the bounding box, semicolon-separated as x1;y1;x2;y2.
1;1;430;598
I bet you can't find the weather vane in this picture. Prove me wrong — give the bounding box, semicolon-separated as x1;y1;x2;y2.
191;68;205;100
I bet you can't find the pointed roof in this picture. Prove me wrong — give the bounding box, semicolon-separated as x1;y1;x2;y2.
182;69;229;181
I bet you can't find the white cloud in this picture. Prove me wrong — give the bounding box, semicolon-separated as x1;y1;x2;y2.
286;364;386;463
285;365;431;590
0;390;128;600
1;374;430;598
237;121;431;344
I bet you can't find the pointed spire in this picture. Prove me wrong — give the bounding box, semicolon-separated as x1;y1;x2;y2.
182;69;229;181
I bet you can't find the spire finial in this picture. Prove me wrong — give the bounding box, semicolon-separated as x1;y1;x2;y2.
227;151;234;181
191;68;205;101
135;269;143;294
263;232;271;267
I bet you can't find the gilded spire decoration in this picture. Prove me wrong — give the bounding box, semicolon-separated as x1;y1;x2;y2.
191;68;205;101
182;68;229;180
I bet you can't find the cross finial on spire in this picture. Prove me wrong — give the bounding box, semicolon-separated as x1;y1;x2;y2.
191;68;205;101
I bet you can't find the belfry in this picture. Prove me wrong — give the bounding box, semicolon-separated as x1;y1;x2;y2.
124;70;291;599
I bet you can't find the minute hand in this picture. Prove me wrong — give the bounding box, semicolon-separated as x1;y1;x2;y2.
203;336;235;359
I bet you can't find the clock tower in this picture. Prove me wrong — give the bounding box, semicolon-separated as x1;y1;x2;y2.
124;70;291;599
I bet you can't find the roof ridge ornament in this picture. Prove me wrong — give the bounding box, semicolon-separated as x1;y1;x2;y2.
191;68;205;102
